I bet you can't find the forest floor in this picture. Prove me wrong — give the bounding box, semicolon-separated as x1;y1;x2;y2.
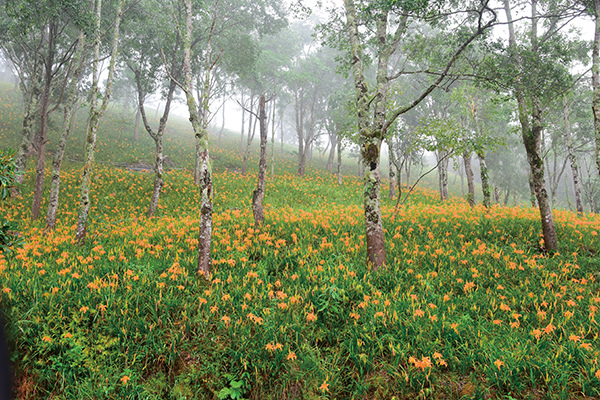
1;84;600;399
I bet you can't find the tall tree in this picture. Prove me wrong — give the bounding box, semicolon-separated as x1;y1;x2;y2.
487;0;587;251
338;0;495;269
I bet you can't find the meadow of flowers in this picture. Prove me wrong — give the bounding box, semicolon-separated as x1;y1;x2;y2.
0;161;599;400
1;83;600;399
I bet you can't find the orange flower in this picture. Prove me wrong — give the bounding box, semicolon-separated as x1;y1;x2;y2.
494;359;504;371
287;350;296;361
306;312;317;322
42;336;52;343
319;382;329;392
120;375;130;384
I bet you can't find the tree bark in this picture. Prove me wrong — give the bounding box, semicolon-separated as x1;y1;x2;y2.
76;0;123;243
463;150;475;206
252;94;268;227
326;132;336;172
438;150;449;202
477;150;491;208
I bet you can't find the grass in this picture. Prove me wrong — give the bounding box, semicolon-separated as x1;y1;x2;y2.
1;83;600;399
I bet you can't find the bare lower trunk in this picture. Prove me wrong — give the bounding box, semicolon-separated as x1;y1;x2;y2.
477;150;490;208
438;150;449;202
326;132;336;171
362;140;386;269
148;140;164;217
503;188;511;206
523;102;558;251
252;95;267;227
463;151;475;207
494;187;500;204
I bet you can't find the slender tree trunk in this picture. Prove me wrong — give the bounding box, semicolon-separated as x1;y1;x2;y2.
437;150;449;201
463;150;475;206
147;139;164;216
477;150;491;208
326;132;336;171
564;98;584;214
46;33;86;231
503;188;511;206
252;94;267;227
76;0;123;243
524;102;558;250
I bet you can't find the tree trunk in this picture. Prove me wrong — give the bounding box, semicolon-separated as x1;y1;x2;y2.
477;150;491;208
503;188;511;206
326;132;336;171
76;0;123;243
523;103;558;251
437;150;449;202
252;94;268;227
463;150;475;206
564;98;584;214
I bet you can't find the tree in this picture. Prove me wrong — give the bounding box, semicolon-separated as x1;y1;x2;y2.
482;0;587;251
0;0;92;215
336;0;496;269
